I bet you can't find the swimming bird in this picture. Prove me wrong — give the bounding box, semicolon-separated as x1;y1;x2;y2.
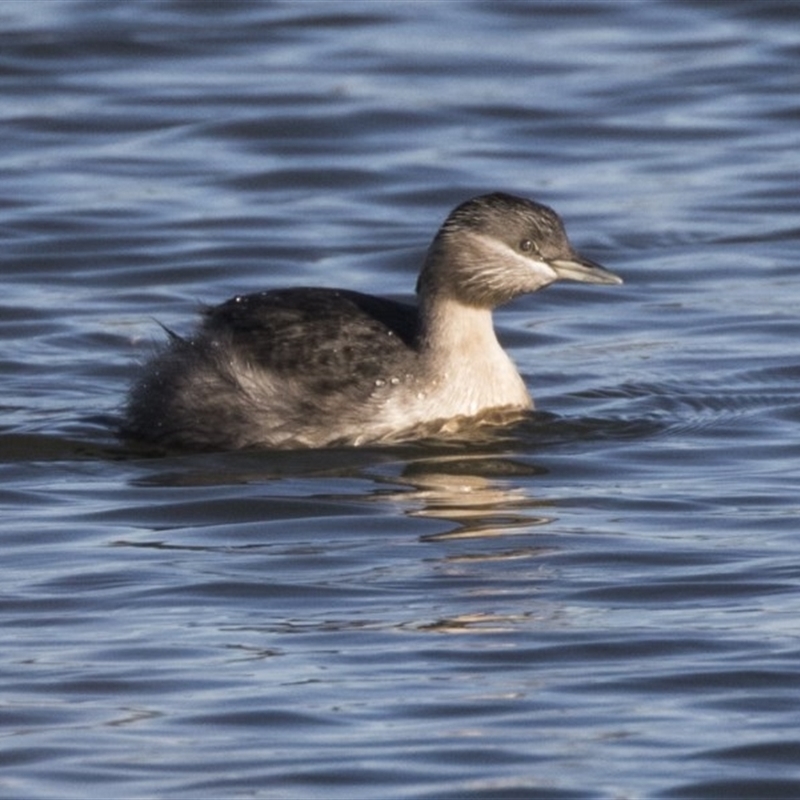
123;192;621;450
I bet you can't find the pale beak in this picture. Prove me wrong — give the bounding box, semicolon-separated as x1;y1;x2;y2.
549;254;623;285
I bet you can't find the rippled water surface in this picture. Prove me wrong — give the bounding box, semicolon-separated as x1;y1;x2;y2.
3;1;800;797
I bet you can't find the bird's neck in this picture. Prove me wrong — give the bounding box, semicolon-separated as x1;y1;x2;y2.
418;294;532;413
420;295;496;357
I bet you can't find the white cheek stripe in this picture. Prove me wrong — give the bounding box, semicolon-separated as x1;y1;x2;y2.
471;233;557;281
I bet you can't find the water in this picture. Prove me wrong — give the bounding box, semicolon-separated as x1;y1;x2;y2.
2;1;800;797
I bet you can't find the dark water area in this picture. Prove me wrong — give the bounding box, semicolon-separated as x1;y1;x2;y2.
2;1;800;797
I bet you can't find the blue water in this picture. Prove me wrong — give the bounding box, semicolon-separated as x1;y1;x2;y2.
2;1;800;797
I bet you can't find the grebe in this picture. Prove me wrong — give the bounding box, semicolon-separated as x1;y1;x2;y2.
123;193;621;450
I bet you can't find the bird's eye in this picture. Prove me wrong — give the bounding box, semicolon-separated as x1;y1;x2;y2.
519;239;535;253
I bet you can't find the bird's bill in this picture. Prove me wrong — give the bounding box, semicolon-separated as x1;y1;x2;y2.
549;255;623;285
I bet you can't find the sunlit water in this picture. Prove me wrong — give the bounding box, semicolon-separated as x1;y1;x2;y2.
2;1;800;797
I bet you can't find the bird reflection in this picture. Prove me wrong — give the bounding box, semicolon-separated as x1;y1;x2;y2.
386;455;554;541
379;454;562;634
